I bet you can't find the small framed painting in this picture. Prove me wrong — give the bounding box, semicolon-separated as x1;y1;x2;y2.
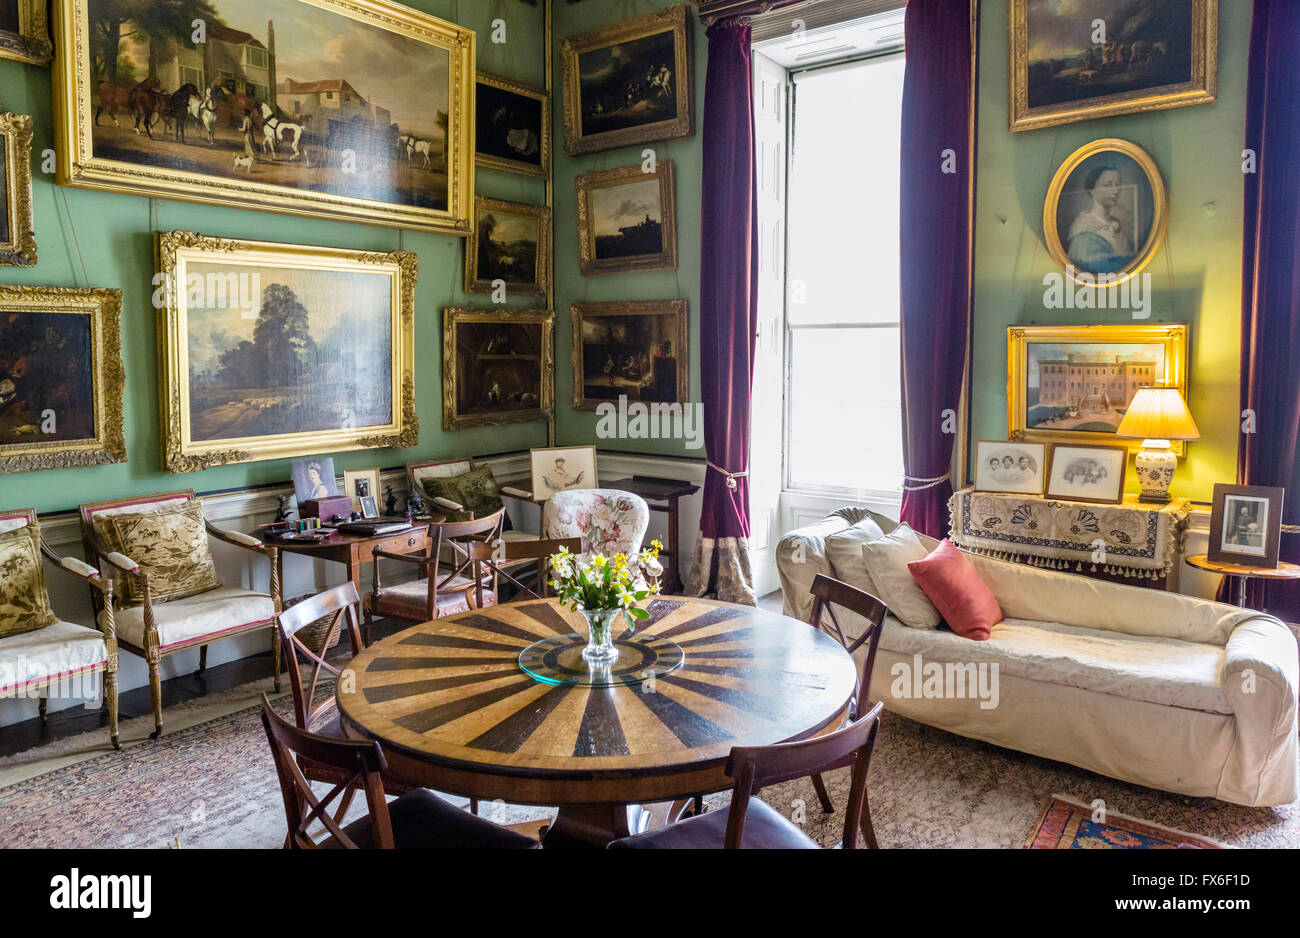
1207;484;1285;569
1;113;36;266
292;457;337;503
343;468;380;508
442;306;554;430
0;0;51;66
530;445;598;500
476;74;549;178
974;441;1046;495
465;198;550;296
1045;444;1127;504
576;160;677;276
570;300;688;411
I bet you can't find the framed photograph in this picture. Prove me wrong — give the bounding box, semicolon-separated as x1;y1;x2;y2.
1009;0;1217;132
974;441;1046;495
292;456;337;503
0;112;35;266
1045;444;1127;505
343;467;381;508
52;0;474;235
576;160;677;276
157;230;418;473
359;495;379;519
0;285;125;473
1007;323;1189;455
1207;484;1285;569
1043;139;1167;285
570;300;689;411
0;0;51;66
465;198;550;296
476;73;549;178
530;445;598;500
442;307;554;430
561;4;694;156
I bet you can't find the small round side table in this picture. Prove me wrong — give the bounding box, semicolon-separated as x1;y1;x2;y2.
1184;554;1300;607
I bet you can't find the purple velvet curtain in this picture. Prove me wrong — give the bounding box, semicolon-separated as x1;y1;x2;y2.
686;17;758;604
1227;0;1300;618
898;0;977;539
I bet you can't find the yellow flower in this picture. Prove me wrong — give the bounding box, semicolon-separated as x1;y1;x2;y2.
591;553;607;569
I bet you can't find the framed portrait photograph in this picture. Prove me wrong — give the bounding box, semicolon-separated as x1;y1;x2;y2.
1045;444;1127;505
571;300;689;411
530;445;598;500
476;73;549;178
359;494;379;519
561;4;694;155
157;230;417;473
974;441;1046;496
292;456;337;503
52;0;474;234
465;198;550;296
0;285;125;473
1009;0;1217;132
576;160;677;276
442;307;553;431
1007;323;1189;455
1043;139;1167;285
0;112;35;266
0;0;51;66
343;467;380;508
1207;484;1285;569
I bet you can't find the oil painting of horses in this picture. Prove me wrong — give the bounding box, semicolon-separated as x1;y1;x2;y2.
1009;0;1217;132
54;0;473;234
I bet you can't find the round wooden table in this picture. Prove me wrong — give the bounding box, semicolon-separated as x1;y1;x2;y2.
1185;554;1300;607
336;596;858;847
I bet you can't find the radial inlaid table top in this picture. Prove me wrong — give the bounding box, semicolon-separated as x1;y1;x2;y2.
336;596;857;845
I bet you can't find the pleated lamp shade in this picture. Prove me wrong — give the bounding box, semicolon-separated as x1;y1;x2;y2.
1115;386;1201;441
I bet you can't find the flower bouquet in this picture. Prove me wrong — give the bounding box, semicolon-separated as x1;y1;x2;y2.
550;541;663;663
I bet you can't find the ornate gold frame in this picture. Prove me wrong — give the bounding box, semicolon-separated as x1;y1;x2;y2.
52;0;475;235
570;299;689;411
157;230;418;473
1042;138;1167;287
0;284;125;473
441;306;554;431
1010;0;1217;133
0;113;36;266
1007;323;1190;457
465;197;551;296
475;72;550;178
0;0;51;65
576;160;677;276
561;4;694;156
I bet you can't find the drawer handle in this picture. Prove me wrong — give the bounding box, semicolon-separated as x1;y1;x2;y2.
407;536;418;547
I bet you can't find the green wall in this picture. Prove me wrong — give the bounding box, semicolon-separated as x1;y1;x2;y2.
970;0;1249;503
0;0;550;515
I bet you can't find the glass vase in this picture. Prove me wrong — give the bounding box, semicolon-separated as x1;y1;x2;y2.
580;607;621;663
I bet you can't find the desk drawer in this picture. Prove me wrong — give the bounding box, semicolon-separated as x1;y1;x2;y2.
365;531;429;561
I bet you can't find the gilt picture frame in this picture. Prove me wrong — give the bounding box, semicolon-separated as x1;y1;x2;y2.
0;0;52;66
0;284;125;473
576;160;677;276
0;112;36;267
442;306;554;431
571;299;689;411
475;73;549;178
52;0;475;234
157;230;417;473
465;197;550;296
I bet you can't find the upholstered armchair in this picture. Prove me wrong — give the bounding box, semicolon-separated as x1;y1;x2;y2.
406;457;539;571
542;489;651;560
0;508;119;749
78;490;281;739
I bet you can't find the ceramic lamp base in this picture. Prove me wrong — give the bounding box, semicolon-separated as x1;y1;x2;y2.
1133;441;1177;503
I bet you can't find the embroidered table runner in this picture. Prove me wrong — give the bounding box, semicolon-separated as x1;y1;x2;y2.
949;488;1191;580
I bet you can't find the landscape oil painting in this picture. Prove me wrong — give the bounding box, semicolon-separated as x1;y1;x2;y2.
53;0;474;233
1010;0;1217;131
158;231;417;473
571;300;688;411
577;161;676;275
465;198;549;295
442;307;553;430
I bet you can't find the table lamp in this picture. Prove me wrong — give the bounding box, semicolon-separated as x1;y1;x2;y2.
1115;386;1200;503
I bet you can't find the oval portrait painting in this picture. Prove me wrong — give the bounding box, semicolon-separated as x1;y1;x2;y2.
1043;139;1167;285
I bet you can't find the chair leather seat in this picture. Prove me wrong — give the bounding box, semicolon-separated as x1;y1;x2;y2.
320;788;539;849
608;797;819;849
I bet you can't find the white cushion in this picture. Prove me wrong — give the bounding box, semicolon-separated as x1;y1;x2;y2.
0;620;108;693
411;460;472;485
860;524;942;629
88;496;191;520
102;586;274;650
877;615;1231;715
0;516;30;535
821;517;887;641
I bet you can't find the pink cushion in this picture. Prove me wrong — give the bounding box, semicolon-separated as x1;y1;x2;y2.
906;539;1002;641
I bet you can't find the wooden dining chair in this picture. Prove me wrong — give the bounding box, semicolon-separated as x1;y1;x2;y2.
258;695;538;849
608;700;885;850
466;536;583;608
805;572;888;814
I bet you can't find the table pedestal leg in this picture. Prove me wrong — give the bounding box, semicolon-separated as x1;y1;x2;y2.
1235;575;1247;608
541;804;634;848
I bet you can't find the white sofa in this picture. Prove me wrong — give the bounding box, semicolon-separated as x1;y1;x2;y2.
777;508;1299;807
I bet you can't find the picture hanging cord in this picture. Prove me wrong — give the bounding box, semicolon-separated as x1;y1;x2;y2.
58;189;92;289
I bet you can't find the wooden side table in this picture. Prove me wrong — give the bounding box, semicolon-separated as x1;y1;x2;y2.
259;525;432;602
601;475;700;594
1184;554;1300;607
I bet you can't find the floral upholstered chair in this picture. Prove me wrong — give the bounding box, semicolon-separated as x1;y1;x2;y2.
542;490;650;561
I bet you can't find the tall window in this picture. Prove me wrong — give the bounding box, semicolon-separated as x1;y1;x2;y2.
784;53;905;495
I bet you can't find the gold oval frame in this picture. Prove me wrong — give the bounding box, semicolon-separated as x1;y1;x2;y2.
1042;138;1168;286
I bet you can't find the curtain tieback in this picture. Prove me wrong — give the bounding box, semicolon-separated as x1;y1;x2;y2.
707;461;749;490
902;472;950;492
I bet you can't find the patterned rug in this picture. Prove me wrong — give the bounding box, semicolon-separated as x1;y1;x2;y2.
2;691;1296;848
1026;796;1230;849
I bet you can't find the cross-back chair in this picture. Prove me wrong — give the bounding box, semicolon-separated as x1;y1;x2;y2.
466;536;583;608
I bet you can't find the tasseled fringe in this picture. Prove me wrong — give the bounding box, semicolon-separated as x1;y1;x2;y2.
966;546;1164;579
